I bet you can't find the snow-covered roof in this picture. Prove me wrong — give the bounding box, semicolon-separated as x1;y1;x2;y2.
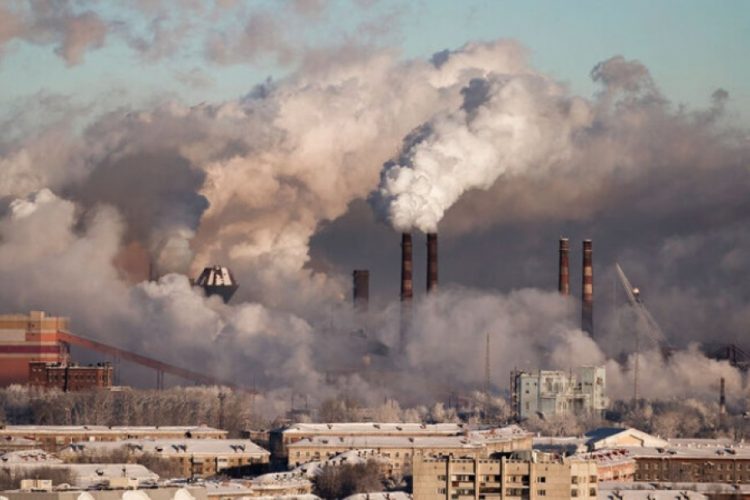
626;445;750;459
599;481;750;498
0;449;62;464
570;448;635;466
287;426;528;451
282;422;465;435
62;439;269;458
0;425;226;435
288;435;486;450
4;463;158;488
585;428;669;450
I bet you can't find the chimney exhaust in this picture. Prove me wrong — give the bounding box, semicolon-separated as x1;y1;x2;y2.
558;238;570;295
582;239;593;336
427;233;438;293
352;270;370;312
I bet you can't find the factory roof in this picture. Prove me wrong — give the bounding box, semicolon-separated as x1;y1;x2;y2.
0;425;226;435
62;439;269;457
281;422;466;435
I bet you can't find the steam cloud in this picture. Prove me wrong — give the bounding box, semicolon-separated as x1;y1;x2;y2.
1;36;749;416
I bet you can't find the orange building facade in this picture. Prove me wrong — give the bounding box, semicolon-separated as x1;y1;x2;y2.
0;311;69;386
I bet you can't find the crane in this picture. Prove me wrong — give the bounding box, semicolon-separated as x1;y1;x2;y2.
615;263;669;403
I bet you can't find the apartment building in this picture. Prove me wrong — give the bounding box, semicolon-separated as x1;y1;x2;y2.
61;438;270;478
0;425;227;452
286;426;532;476
413;451;599;499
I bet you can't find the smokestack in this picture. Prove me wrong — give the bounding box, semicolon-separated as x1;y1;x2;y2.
400;233;413;302
581;239;593;336
399;233;413;352
558;237;570;295
352;270;370;312
426;233;438;293
720;376;726;416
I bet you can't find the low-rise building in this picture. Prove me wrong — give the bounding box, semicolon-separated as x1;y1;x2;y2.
2;462;159;489
270;422;471;464
285;425;532;476
511;366;608;420
0;425;227;452
413;451;599;499
60;438;270;478
0;487;207;500
28;362;113;391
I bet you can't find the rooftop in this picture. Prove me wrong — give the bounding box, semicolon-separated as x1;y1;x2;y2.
62;439;269;457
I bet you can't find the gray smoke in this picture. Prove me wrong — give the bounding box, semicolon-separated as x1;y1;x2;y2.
0;37;748;416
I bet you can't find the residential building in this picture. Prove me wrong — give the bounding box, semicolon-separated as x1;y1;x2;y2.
511;366;608;420
285;425;532;475
0;487;208;500
60;438;270;478
270;422;472;464
412;451;599;499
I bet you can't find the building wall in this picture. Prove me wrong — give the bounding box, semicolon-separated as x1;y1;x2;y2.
28;362;113;391
413;455;599;500
0;312;69;386
514;366;608;420
635;457;750;483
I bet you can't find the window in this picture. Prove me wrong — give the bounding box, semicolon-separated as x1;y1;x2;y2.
437;488;446;494
537;490;546;496
589;475;597;483
589;488;597;496
571;489;578;497
537;476;546;483
572;476;579;484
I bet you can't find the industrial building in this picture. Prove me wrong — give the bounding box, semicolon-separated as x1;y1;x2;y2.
0;311;70;385
511;366;608;420
412;451;599;499
60;438;269;478
0;425;227;452
28;362;113;391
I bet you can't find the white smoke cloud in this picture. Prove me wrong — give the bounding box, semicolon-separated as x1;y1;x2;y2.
375;45;592;232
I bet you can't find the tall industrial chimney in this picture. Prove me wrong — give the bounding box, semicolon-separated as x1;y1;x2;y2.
558;238;570;295
720;376;726;417
399;233;413;351
581;239;593;336
400;233;413;302
352;270;370;312
426;233;438;293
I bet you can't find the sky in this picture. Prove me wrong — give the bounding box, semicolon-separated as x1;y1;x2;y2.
1;0;748;125
1;0;750;402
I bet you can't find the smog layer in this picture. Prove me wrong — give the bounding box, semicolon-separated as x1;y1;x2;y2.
1;2;749;416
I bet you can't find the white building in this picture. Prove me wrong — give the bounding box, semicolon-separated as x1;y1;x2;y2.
512;366;608;419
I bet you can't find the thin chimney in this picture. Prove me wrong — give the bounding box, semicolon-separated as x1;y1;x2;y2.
427;233;438;293
352;270;370;312
581;239;593;336
399;233;413;351
720;376;726;416
558;237;570;295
